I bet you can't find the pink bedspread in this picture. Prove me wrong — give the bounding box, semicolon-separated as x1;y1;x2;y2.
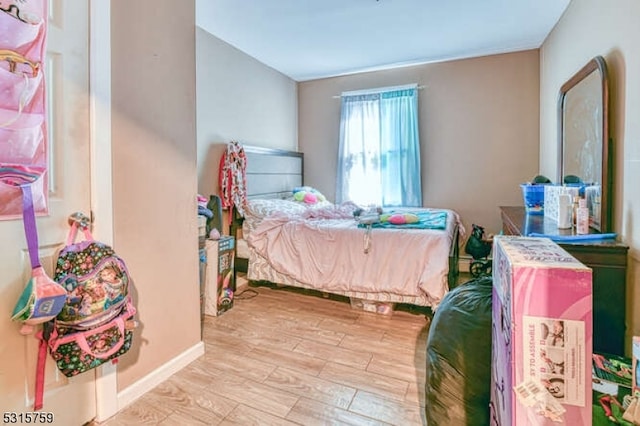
246;204;461;306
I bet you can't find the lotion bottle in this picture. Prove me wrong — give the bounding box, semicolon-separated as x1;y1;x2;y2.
572;195;580;227
576;198;589;235
558;193;572;229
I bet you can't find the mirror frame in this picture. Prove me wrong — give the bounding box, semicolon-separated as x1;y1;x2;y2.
557;56;610;232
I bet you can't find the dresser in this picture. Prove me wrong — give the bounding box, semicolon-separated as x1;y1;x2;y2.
500;206;628;356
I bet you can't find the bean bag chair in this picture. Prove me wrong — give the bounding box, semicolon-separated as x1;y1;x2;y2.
425;276;493;425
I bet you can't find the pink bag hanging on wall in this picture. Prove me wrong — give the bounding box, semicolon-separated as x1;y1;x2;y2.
0;0;48;220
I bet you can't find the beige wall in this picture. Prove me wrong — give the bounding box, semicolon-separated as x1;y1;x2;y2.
299;51;541;234
111;0;200;390
195;29;298;198
540;0;640;351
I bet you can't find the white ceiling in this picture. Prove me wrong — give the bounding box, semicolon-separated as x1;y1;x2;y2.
196;0;571;82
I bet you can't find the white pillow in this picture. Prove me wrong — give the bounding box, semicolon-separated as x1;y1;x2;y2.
304;199;334;209
244;198;306;219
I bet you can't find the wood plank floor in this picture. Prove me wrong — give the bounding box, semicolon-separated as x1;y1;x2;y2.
99;276;464;426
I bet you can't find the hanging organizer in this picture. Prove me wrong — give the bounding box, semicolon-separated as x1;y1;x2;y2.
0;0;48;219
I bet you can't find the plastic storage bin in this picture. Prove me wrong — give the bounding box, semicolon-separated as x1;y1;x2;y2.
520;183;546;215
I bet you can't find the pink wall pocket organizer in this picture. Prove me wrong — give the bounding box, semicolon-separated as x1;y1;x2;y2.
0;0;48;220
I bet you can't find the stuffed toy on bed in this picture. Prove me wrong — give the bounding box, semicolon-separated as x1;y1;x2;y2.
380;212;420;225
292;186;326;204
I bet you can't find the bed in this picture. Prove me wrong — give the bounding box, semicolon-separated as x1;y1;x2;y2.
231;145;462;309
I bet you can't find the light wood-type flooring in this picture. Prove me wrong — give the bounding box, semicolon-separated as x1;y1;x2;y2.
99;275;467;425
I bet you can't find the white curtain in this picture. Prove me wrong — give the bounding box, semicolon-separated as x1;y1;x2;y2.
336;85;422;207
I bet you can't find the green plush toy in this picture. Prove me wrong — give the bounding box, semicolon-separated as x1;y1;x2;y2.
380;213;419;225
292;186;326;204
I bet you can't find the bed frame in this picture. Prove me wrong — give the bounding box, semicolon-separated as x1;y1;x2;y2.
231;144;460;295
231;145;304;275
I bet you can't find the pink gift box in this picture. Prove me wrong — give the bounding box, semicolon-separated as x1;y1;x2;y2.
490;236;592;425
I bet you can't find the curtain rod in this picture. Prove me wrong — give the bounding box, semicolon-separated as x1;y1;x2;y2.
332;84;426;99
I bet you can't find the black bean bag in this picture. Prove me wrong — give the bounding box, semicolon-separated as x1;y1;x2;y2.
425;276;493;426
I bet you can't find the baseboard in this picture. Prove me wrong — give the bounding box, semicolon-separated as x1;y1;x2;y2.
117;341;205;410
458;255;472;273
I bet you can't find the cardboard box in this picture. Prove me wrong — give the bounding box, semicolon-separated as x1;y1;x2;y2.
592;352;633;399
198;247;206;335
490;235;593;425
349;298;394;316
591;352;634;422
197;215;207;248
204;236;235;316
633;337;640;394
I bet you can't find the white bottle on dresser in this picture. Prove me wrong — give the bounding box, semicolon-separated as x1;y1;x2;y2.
557;193;573;229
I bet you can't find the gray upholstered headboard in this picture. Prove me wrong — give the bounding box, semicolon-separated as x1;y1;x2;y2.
244;145;304;199
233;145;304;272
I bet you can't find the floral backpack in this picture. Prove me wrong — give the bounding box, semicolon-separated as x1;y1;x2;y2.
53;222;133;331
33;220;137;410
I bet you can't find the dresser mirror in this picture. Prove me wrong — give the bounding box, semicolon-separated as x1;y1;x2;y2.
557;56;609;232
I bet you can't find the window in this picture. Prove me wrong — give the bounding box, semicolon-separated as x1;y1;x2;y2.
336;84;422;207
